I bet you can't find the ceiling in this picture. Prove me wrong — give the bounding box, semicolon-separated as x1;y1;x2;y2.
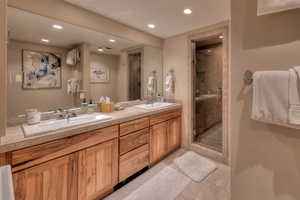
65;0;230;38
8;7;139;55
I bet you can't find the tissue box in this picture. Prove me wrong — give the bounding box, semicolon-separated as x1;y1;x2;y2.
100;103;115;113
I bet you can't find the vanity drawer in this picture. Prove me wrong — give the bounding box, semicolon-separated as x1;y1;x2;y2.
119;144;149;182
150;109;181;125
120;117;149;136
120;128;149;155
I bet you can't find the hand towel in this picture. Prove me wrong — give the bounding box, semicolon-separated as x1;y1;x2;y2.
288;66;300;124
251;71;289;125
0;165;15;200
165;72;175;100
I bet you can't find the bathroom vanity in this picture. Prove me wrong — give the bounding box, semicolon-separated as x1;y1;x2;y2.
0;105;181;200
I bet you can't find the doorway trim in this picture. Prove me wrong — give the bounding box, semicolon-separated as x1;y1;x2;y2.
187;22;229;164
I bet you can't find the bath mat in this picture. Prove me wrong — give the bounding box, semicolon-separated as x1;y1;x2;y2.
174;151;217;182
113;166;190;200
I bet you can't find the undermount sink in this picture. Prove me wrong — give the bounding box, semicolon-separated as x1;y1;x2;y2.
22;113;112;137
134;102;175;110
195;94;218;101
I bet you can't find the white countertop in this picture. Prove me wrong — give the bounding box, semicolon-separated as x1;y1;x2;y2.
0;104;181;153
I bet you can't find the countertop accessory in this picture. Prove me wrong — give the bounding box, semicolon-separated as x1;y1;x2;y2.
25;109;41;125
101;103;115;113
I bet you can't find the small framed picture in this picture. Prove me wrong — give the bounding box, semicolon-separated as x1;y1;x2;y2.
90;64;110;83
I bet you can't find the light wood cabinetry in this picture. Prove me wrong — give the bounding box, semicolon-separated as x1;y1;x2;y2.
13;154;77;200
150;110;181;165
167;117;181;153
120;117;149;136
78;139;118;200
1;108;181;200
120;128;149;155
149;122;168;165
119;144;149;182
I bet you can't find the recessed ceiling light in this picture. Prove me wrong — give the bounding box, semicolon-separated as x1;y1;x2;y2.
52;24;63;30
147;24;156;29
41;38;49;43
219;35;224;39
183;8;192;15
97;48;103;52
109;39;116;43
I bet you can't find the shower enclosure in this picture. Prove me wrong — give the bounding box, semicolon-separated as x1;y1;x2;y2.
191;29;228;159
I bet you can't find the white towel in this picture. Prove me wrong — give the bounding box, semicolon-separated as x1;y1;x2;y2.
66;48;80;66
252;71;289;125
67;78;80;95
165;72;175;100
0;165;15;200
288;66;300;125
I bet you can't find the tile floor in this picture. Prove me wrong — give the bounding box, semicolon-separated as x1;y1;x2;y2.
196;123;223;153
105;149;230;200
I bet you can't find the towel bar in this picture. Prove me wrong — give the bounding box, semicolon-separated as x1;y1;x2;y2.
244;70;253;85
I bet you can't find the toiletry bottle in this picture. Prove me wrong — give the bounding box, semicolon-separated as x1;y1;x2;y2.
81;98;88;113
88;99;96;113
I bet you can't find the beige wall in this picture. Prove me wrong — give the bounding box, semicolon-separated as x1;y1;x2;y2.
163;35;190;147
89;52;119;102
7;40;75;122
231;0;300;199
0;0;7;136
7;0;162;48
116;51;129;101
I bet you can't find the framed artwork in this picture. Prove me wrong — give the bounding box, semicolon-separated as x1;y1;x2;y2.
22;49;62;89
90;64;110;83
258;0;300;16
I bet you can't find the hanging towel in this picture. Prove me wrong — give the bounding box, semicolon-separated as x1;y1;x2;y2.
251;71;289;125
288;66;300;125
0;165;15;200
165;71;175;100
67;78;80;95
66;48;80;66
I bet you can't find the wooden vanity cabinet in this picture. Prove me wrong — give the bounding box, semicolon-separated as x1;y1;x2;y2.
10;126;119;200
149;121;168;165
0;108;182;200
78;138;118;200
150;109;181;165
13;154;77;200
167;117;181;153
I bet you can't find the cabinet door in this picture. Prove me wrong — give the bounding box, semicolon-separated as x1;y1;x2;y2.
150;121;168;165
167;117;181;153
78;139;118;200
13;154;77;200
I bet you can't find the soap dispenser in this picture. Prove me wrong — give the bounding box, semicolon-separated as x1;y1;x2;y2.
81;98;88;113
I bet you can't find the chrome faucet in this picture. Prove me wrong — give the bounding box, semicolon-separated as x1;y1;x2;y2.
57;108;80;120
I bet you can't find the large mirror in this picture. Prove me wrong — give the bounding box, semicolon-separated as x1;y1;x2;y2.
7;7;163;125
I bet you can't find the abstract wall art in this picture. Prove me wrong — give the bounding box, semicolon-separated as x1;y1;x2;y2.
258;0;300;15
22;49;62;89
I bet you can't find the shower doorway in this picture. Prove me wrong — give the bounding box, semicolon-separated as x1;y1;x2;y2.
128;52;142;100
189;24;229;164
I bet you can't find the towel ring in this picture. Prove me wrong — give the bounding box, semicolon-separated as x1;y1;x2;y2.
244;70;253;85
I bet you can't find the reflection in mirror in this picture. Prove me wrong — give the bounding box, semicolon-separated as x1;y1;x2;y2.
7;7;163;126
